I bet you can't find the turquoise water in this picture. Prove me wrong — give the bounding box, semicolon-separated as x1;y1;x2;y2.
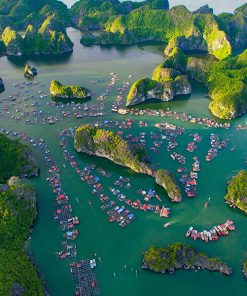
0;29;247;296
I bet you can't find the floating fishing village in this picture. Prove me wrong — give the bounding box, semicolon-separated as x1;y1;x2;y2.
0;3;247;294
0;66;246;294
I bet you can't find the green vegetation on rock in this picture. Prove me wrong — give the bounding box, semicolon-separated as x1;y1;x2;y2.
50;80;90;99
126;48;191;107
225;170;247;214
131;45;247;119
0;133;38;183
217;4;247;50
24;15;74;55
1;15;73;56
155;170;182;202
75;125;182;201
0;184;44;295
71;0;169;30
0;133;43;295
0;0;69;32
143;243;232;275
83;4;232;60
1;26;24;55
74;124;152;175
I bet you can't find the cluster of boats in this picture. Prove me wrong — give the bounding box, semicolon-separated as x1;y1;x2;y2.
186;220;236;243
206;133;228;162
59;129;136;228
0;128;82;257
0;127;102;295
113;107;231;129
179;157;200;198
55;242;77;260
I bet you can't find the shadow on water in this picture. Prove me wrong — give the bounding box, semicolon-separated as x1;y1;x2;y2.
51;96;91;104
7;52;73;68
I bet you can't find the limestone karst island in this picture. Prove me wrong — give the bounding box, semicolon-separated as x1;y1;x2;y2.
0;0;246;295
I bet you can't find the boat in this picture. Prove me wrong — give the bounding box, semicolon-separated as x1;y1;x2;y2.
164;222;171;228
186;226;193;237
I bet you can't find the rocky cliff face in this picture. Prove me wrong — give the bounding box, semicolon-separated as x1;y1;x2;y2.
74;125;183;199
24;16;74;55
1;27;25;56
1;17;73;56
19;148;39;179
74;125;154;177
126;60;191;107
164;35;208;55
193;5;213;14
155;169;182;202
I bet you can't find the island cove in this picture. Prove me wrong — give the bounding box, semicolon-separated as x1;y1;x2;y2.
74;124;182;202
126;47;247;119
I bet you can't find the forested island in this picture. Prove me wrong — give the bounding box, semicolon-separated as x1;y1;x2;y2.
1;15;73;56
0;133;44;295
50;80;91;99
225;170;247;214
143;243;232;275
127;45;247;119
74;125;181;201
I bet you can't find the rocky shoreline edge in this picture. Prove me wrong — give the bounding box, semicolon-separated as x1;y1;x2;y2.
142;243;232;276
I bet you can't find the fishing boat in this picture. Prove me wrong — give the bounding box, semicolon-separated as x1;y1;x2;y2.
186;227;193;237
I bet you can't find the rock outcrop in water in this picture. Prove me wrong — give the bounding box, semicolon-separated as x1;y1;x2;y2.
126;48;191;107
50;80;91;100
74;125;181;201
155;170;182;202
74;124;154;176
23;64;38;79
142;243;232;276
